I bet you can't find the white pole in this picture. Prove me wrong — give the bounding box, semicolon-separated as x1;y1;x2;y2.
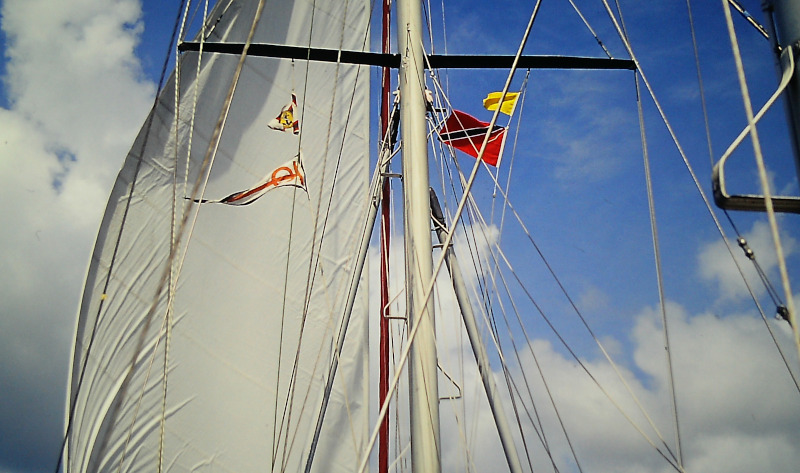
397;0;441;471
768;0;800;182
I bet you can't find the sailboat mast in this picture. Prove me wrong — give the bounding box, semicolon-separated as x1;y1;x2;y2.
397;0;441;471
768;0;800;184
378;0;392;472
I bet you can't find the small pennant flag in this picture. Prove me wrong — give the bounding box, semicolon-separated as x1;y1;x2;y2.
438;110;506;166
268;94;300;134
191;155;306;206
482;92;519;115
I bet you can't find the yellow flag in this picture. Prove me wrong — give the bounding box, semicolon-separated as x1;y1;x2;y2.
482;92;520;115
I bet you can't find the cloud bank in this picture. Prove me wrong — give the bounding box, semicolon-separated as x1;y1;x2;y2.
0;1;154;471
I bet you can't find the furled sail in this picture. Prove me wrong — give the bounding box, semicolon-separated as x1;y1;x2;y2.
65;0;370;471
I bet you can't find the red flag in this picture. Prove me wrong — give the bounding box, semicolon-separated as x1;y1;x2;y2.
438;110;506;166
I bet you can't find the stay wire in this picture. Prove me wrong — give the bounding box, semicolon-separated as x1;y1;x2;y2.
604;0;800;394
686;0;717;169
612;0;685;466
635;70;685;470
441;144;556;473
429;103;580;471
566;0;613;58
454;146;683;470
428;73;584;473
159;1;207;470
605;0;800;402
720;0;800;364
433;143;542;472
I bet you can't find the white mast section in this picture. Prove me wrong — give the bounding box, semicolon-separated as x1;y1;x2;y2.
397;0;441;471
769;0;800;183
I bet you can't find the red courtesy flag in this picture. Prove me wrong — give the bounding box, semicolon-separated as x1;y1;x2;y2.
438;110;506;166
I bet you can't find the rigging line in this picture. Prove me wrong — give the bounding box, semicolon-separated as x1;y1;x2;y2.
275;1;337;466
492;72;530;287
433;146;548;471
358;1;544;469
491;240;683;472
54;2;188;472
297;85;399;473
721;0;800;365
612;0;800;391
727;0;770;40
566;0;613;59
124;1;201;469
437;91;681;466
603;0;800;402
439;145;596;472
685;0;717;170
272;0;328;462
721;215;800;395
425;77;507;351
431;135;541;471
488;85;521;222
431;81;566;473
161;1;206;470
613;0;684;464
603;0;800;442
115;303;171;473
458;229;553;471
599;0;792;332
725;210;788;309
454;176;586;473
636;71;685;469
280;3;373;470
452;133;682;469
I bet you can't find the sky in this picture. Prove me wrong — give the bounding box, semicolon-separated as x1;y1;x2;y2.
1;1;800;473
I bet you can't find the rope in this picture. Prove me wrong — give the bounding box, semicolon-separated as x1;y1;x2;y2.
609;0;685;465
159;1;206;470
720;0;800;365
425;54;544;471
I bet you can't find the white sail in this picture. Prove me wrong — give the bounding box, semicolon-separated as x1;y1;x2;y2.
66;1;371;472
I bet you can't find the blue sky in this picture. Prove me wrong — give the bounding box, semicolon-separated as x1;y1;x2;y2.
1;1;799;472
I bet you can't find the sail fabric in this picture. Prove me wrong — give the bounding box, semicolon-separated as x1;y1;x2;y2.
438;109;507;166
65;1;370;472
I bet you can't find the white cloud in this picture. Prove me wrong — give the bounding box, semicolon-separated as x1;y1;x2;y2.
431;297;800;473
0;1;154;472
698;219;797;302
